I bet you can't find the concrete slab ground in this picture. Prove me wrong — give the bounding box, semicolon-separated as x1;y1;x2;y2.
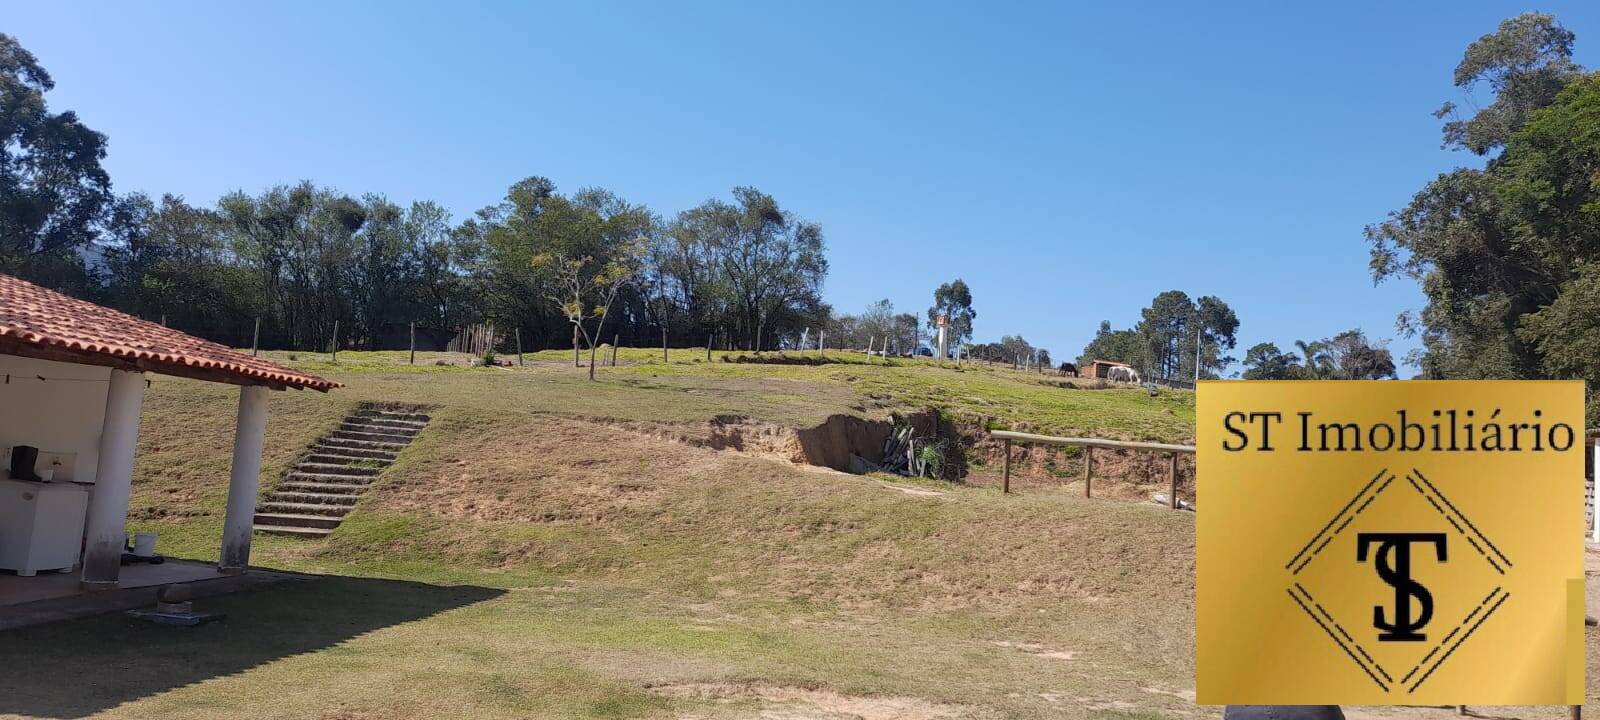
0;559;307;630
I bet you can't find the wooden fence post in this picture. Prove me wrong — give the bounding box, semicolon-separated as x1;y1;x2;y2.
251;317;261;357
1002;439;1011;494
408;322;416;364
331;320;339;362
819;330;825;358
515;328;523;365
1169;452;1179;509
573;325;580;367
706;335;712;362
614;334;621;367
1083;447;1094;498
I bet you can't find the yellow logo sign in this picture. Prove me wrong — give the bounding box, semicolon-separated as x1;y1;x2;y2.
1196;381;1585;705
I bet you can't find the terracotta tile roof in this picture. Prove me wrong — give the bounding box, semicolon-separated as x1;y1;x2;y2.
0;273;338;391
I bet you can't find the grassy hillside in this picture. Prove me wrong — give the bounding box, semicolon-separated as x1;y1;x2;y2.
16;352;1201;719
272;348;1198;443
8;352;1589;719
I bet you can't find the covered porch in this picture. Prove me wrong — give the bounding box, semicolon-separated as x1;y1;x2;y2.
0;273;337;618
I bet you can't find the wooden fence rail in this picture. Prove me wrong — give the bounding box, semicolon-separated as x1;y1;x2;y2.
989;429;1196;509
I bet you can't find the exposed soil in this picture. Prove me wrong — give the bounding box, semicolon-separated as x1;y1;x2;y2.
957;416;1196;504
684;410;943;473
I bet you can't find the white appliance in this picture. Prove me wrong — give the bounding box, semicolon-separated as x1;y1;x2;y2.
0;478;89;576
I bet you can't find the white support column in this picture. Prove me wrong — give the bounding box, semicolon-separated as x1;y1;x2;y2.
80;369;146;589
219;384;270;574
1592;436;1599;544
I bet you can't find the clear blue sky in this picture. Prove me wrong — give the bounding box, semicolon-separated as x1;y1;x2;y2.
10;2;1600;372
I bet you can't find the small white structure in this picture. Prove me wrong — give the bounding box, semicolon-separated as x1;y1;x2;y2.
0;273;337;590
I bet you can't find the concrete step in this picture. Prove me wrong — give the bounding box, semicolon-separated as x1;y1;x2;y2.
252;512;343;529
340;422;420;437
252;407;429;539
352;416;428;430
295;462;380;477
356;409;431;423
310;444;396;461
284;471;373;485
253;524;334;538
258;502;352;518
318;437;407;453
271;491;359;506
275;481;366;495
331;429;416;444
305;452;394;467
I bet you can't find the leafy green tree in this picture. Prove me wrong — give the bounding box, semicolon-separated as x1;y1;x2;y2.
535;235;649;380
1369;13;1600;411
664;187;826;350
0;34;112;289
926;279;976;346
1078;320;1145;369
1294;339;1332;379
1080;292;1238;380
999;334;1036;367
1321;330;1397;380
892;312;921;355
1369;12;1593;382
1242;343;1303;380
1436;13;1582;154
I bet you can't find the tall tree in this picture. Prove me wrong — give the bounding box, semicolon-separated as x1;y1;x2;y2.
1077;320;1145;369
1258;332;1396;380
1320;330;1397;380
1242;342;1303;380
926;279;976;347
0;34;113;288
1368;13;1599;406
1436;13;1582;154
1084;291;1238;380
536;235;648;380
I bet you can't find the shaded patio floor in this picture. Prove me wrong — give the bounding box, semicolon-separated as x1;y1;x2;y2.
0;560;304;630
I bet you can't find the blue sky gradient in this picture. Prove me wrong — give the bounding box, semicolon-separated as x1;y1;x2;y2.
10;2;1600;371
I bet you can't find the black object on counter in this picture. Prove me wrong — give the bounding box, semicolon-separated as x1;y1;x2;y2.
9;445;41;482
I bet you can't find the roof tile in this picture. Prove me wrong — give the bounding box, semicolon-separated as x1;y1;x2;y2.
0;273;338;391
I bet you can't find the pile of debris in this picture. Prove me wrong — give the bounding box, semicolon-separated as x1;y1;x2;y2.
856;425;950;479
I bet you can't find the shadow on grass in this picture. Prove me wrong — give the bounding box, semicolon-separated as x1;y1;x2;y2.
0;576;505;719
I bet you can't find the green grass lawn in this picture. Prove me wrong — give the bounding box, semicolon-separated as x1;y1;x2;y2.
263;347;1196;443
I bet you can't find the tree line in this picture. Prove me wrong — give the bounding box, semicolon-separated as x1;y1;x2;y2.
1076;290;1240;382
1;33;828;357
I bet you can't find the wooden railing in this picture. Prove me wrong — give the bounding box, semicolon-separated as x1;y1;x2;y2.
989;430;1196;509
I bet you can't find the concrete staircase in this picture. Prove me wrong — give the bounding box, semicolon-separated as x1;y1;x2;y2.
253;406;430;538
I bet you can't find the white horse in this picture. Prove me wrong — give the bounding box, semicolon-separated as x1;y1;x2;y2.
1107;366;1141;383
